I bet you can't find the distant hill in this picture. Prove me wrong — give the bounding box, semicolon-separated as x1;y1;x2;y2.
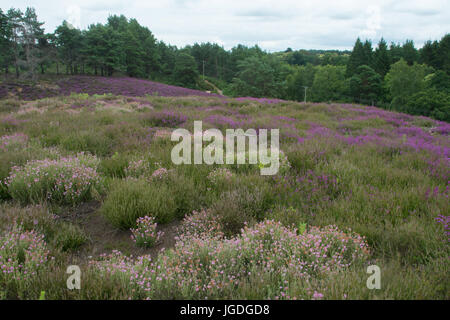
0;76;220;100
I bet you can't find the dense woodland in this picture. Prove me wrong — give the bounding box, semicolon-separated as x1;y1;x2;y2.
0;7;449;121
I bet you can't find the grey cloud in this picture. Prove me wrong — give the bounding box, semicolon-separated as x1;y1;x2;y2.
235;9;293;19
6;0;450;52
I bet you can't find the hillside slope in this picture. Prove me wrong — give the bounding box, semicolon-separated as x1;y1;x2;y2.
0;76;221;100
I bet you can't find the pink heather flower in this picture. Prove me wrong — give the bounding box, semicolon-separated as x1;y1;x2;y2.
207;168;233;184
151;168;168;180
313;292;324;299
131;216;164;248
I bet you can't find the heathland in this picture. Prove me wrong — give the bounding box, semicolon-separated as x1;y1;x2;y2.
0;76;448;299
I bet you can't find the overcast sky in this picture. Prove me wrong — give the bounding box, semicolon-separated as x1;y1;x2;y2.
2;0;449;51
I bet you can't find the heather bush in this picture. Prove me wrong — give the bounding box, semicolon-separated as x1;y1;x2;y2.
0;204;57;237
125;159;151;178
101;178;177;229
0;133;28;152
99;152;130;178
267;206;308;229
91;220;369;299
229;148;291;176
53;223;88;252
207;167;233;185
5;153;101;205
0;137;61;199
165;171;204;219
151;167;169;180
131;216;164;248
286;142;331;174
271;170;343;216
61;130;114;157
141;110;187;127
210;186;270;236
276;149;292;175
0;224;51;299
176;209;224;240
435;215;449;242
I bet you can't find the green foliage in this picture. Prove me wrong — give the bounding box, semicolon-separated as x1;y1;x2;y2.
229;55;288;98
266;206;307;229
346;38;369;77
101;178;178;229
286;64;316;101
385;59;432;110
405;88;450;121
402;40;418;66
172;53;199;88
349;65;382;103
98;152;129;178
374;38;391;77
311;65;347;102
53;223;88;252
210;182;274;237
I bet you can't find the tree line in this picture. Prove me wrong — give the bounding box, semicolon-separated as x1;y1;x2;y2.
0;7;449;121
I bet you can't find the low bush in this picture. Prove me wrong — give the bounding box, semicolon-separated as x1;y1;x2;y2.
0;224;51;299
91;220;369;299
125;159;151;178
141;110;187;127
0;204;57;238
99;153;130;178
53;223;88;252
207;167;233;186
0;133;28;152
131;216;164;248
101;178;177;229
5;153;101;206
176;209;224;240
210;187;268;237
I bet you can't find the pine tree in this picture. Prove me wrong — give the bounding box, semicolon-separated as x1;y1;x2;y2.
7;8;23;78
437;34;450;74
389;42;402;64
420;40;438;68
402;40;418;66
0;8;12;74
349;65;382;104
374;38;390;77
21;7;45;80
362;40;373;67
346;38;365;77
55;21;83;75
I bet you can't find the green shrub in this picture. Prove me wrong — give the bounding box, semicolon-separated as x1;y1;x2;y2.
99;152;130;178
53;223;88;252
210;186;271;237
361;220;445;265
267;206;308;228
61;131;114;157
101;178;177;229
167;172;202;219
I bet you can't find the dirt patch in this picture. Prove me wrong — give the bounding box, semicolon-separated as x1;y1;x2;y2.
60;200;180;265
